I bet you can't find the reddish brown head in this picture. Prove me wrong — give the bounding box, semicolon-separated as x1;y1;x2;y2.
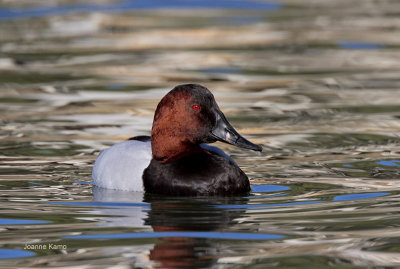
151;84;261;163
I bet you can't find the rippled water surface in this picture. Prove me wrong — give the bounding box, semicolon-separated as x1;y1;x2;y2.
1;0;400;268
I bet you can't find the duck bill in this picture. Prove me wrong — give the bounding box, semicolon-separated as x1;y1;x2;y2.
211;110;262;152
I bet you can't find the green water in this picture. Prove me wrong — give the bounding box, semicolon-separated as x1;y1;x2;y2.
1;0;400;268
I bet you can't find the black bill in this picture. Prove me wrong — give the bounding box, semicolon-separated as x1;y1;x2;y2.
211;110;262;152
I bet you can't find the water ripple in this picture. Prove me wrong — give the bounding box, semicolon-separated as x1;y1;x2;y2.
64;231;284;240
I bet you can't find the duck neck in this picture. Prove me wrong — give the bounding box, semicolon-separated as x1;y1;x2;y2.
151;135;202;163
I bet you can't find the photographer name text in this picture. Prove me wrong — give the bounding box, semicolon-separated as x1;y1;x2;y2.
24;243;67;250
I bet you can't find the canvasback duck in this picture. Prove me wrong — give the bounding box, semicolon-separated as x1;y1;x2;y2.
92;84;262;195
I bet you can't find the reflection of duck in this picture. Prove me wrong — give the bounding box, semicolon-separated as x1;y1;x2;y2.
145;195;250;268
92;187;249;268
92;186;147;227
92;84;261;195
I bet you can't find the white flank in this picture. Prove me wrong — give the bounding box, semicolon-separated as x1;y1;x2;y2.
92;140;152;191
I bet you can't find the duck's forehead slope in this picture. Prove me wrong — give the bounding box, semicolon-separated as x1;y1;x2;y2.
170;84;215;104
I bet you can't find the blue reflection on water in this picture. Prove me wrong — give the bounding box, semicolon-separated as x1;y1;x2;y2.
28;181;42;185
47;201;149;207
106;84;125;90
0;249;35;259
0;218;50;225
0;0;281;20
245;193;287;199
376;160;400;167
64;231;284;240
219;188;391;211
246;185;290;199
74;181;91;185
252;184;290;193
198;67;243;74
334;192;390;201
343;164;353;167
338;41;383;50
216;200;325;210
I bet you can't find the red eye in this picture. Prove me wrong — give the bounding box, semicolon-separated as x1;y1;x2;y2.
192;104;200;110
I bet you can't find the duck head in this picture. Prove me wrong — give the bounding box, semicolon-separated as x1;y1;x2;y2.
151;84;262;163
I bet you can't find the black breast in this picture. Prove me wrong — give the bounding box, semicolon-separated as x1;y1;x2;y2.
143;152;250;196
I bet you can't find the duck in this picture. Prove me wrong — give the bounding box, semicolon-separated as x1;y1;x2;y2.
92;84;262;196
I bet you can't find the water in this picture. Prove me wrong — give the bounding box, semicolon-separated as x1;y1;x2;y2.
1;0;400;267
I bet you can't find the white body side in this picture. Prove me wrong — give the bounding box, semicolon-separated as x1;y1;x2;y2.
92;140;234;192
92;140;152;192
